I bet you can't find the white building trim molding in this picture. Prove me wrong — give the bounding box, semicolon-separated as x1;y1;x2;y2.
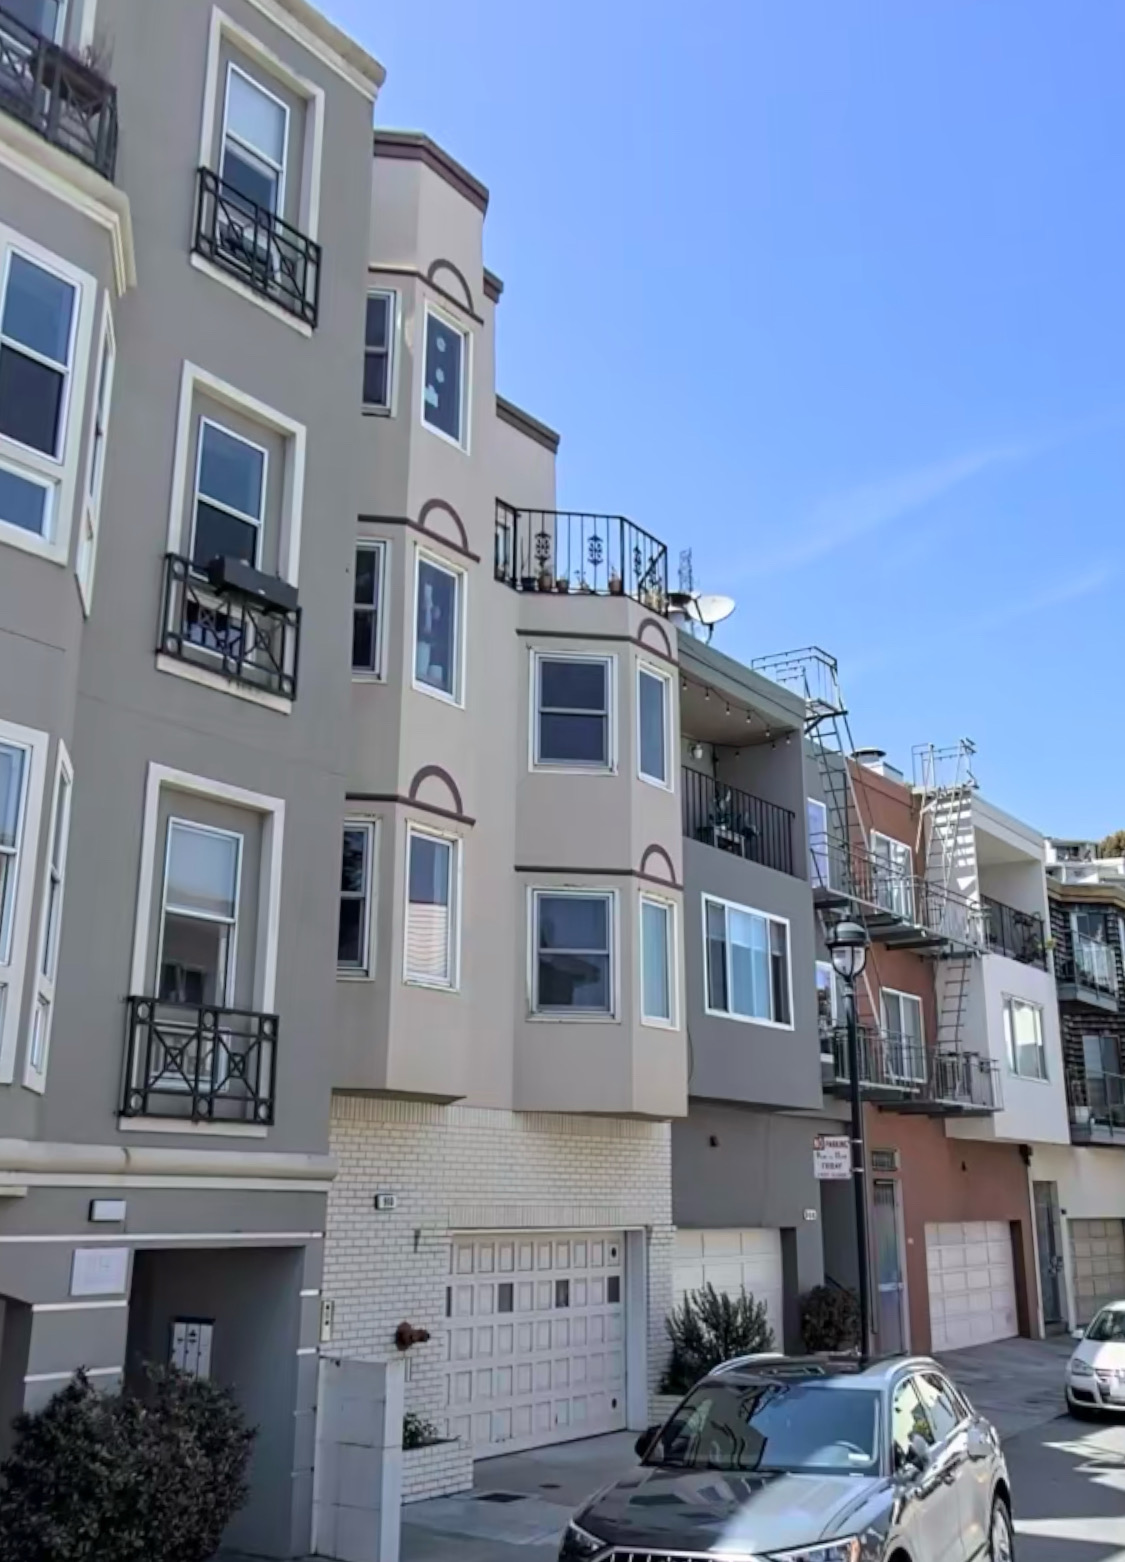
0;718;50;1083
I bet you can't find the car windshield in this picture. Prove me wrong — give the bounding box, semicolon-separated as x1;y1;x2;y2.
646;1380;881;1476
1086;1308;1125;1343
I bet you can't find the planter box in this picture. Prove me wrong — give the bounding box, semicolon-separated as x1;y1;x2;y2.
402;1437;473;1504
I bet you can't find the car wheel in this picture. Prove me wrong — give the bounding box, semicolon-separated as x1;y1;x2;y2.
989;1496;1014;1562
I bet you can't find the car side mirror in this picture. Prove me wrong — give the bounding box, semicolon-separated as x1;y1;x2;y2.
1073;1327;1086;1341
908;1434;932;1472
635;1426;661;1460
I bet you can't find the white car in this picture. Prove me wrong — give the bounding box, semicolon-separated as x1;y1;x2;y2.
1066;1301;1125;1416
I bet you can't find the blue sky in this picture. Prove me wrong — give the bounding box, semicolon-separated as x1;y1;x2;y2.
327;0;1125;837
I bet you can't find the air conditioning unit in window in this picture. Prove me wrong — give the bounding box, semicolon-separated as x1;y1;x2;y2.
207;556;298;613
217;214;280;286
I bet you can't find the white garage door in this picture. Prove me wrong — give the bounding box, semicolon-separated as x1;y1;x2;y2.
673;1229;784;1347
1069;1219;1125;1324
925;1221;1017;1351
445;1232;626;1455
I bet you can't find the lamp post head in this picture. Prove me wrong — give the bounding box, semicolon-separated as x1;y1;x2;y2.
827;918;870;982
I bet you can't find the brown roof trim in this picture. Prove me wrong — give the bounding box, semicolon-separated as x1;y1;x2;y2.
496;395;560;454
483;268;504;303
347;792;475;828
359;512;481;565
408;764;465;818
515;863;684;891
372;130;489;214
514;627;678;668
368;264;483;326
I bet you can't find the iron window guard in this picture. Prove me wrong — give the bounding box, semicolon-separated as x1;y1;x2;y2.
159;553;300;701
122;996;277;1125
193;166;321;328
0;5;117;178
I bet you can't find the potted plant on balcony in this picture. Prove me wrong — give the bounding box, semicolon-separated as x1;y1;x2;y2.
537;567;553;592
608;570;624;596
554;574;570;593
577;575;594;593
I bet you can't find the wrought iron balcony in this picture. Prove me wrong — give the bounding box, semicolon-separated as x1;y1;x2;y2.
824;1027;1000;1115
1067;1064;1125;1146
0;4;117;178
122;997;277;1125
682;766;795;877
159;553;301;701
193;167;321;327
808;832;984;953
494;502;668;611
981;895;1047;968
1056;933;1118;1010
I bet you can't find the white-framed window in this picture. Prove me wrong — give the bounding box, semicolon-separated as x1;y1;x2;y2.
420;302;469;449
871;830;914;920
640;893;676;1026
0;244;79;544
75;300;115;610
815;959;840;1036
25;741;73;1091
0;716;48;1084
221;63;289;218
807;797;829;887
534;653;613;771
703;894;792;1026
190;416;267;572
0;736;31;967
637;663;671;787
338;820;375;976
1003;995;1046;1080
363;290;395;412
413;550;464;705
532;889;615;1016
155;819;243;1009
352;540;386;677
880;987;925;1082
404;825;458;988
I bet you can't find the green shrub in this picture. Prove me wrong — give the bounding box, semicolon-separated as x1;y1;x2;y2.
403;1411;444;1449
0;1367;255;1562
659;1283;774;1394
800;1284;861;1352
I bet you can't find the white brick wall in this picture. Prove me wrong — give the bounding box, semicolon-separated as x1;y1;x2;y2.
402;1438;474;1503
325;1096;675;1443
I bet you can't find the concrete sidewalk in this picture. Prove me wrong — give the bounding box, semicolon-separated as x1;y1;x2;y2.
395;1335;1077;1561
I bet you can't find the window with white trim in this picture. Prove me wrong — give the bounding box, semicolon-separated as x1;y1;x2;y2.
871;830;914;920
421;304;468;447
0;737;30;966
76;302;115;608
156;820;242;1008
413;552;464;704
880;987;925;1082
221;64;289;219
405;826;457;988
191;417;267;572
637;664;670;786
535;654;612;769
704;895;791;1025
816;959;841;1036
807;797;829;888
640;894;675;1025
0;246;78;541
363;290;395;411
26;744;72;1088
533;890;614;1015
338;821;374;975
1003;995;1046;1080
352;541;386;676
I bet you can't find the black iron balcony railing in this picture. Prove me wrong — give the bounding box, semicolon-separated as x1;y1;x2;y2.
981;895;1047;968
494;502;668;611
193;167;321;327
1067;1065;1125;1143
159;554;301;701
808;831;984;952
824;1027;1000;1115
0;4;117;178
1056;933;1118;1002
122;997;277;1125
682;766;795;877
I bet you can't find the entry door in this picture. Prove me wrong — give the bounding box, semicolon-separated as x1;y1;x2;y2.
1033;1181;1065;1330
873;1180;906;1353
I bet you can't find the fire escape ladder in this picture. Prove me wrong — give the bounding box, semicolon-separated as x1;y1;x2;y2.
912;739;980;1055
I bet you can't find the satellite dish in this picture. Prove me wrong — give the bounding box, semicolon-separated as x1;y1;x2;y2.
686;594;736;640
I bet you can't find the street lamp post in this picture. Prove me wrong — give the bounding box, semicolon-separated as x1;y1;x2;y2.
827;918;872;1359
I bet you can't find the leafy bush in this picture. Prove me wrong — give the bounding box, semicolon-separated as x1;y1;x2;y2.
659;1283;774;1394
403;1411;444;1449
800;1284;861;1352
0;1366;255;1562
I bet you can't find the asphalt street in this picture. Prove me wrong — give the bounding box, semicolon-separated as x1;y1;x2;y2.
1007;1411;1125;1561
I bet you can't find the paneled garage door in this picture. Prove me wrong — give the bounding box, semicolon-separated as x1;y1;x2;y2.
925;1221;1018;1351
1069;1218;1125;1324
445;1232;627;1454
673;1229;784;1345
